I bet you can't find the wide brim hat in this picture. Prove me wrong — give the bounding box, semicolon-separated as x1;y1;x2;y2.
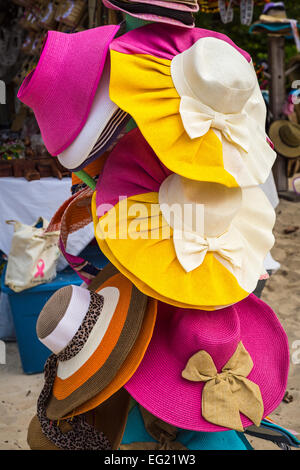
109;23;275;187
250;22;299;36
93;128;275;310
124;295;289;432
17;25;120;156
57;58;130;171
36;263;157;420
103;0;196;28
259;14;290;23
269;120;300;158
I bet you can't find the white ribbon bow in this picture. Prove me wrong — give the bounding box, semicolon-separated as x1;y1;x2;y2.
179;95;250;153
173;228;244;273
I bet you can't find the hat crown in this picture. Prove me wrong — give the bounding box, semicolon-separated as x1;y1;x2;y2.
171;37;256;114
37;284;92;355
279;123;300;147
166;304;240;372
267;8;287;18
159;175;242;237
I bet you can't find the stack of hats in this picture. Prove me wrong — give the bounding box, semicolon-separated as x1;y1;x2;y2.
259;2;291;23
102;0;199;28
251;1;300;39
18;5;292;451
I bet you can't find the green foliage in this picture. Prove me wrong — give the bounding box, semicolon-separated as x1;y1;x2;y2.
195;1;300;64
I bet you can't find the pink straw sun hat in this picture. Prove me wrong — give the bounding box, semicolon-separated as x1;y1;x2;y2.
17;25;120;156
124;294;289;432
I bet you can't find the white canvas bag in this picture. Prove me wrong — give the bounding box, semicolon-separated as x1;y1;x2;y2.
5;217;60;292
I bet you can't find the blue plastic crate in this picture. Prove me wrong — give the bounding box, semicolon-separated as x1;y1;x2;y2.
1;245;108;374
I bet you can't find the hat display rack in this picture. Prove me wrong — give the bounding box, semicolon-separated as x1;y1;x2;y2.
15;0;299;452
249;2;300;200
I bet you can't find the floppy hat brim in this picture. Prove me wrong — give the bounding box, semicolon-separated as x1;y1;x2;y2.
259;14;290;23
109;27;274;187
93;137;275;309
27;415;61;450
269;120;300;158
124;295;289;432
46;264;148;420
18;26;120;156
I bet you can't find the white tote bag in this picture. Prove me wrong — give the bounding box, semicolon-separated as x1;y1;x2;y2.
5;217;60;292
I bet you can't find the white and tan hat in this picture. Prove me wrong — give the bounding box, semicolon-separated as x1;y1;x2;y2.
57;58;129;171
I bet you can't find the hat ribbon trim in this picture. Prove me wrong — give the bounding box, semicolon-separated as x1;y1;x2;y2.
182;341;264;432
37;355;111;450
172;227;244;273
179;95;250;152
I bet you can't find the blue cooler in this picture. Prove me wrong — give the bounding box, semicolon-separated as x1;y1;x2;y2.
1;245;108;374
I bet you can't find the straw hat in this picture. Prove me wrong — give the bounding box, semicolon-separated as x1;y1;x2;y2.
103;0;197;28
27;388;131;450
109;23;276;187
125;295;289;432
93;128;275;310
36;263;157;420
269;121;300;158
17;26;124;159
259;2;291;23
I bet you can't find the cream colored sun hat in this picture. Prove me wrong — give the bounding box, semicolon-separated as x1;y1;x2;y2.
158;174;275;297
169;37;276;187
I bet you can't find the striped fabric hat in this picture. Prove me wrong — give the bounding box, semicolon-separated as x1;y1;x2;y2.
36;263;157;420
57;58;129;171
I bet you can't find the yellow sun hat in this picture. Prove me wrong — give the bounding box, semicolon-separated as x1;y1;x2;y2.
109;23;276;188
93;129;275;310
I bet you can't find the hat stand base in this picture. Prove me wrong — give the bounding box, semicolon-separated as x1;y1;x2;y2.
278;190;300;202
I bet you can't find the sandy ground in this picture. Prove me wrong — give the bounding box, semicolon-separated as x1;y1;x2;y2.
0;198;299;451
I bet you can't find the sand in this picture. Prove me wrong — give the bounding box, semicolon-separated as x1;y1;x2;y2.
0;198;299;451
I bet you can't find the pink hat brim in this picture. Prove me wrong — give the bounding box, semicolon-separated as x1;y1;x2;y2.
125;295;289;432
96;128;171;217
18;25;119;156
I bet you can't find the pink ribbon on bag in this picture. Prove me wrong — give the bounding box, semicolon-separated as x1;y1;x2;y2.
34;259;45;278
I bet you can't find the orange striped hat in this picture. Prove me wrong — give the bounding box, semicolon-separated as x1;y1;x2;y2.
36;263;157;420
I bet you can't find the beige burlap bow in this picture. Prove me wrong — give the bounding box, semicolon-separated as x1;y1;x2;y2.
120;406;187;450
182;341;264;432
